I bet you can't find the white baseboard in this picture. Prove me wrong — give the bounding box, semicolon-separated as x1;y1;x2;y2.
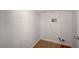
30;39;40;48
40;37;72;47
30;37;72;48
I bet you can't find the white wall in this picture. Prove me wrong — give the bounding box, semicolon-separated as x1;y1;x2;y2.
0;10;40;48
40;11;73;45
40;11;60;42
72;11;77;48
59;11;73;45
0;10;77;48
76;11;79;47
0;11;10;47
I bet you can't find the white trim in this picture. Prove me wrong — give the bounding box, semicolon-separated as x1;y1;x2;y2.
40;37;72;47
30;39;40;48
31;37;72;48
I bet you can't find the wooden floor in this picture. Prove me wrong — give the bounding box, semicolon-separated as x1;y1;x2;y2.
33;40;71;48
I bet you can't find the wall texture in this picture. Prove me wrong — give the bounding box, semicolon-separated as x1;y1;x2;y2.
40;11;73;46
0;10;77;48
76;11;79;48
40;11;60;42
0;11;10;47
72;11;77;48
0;10;40;48
59;11;73;45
